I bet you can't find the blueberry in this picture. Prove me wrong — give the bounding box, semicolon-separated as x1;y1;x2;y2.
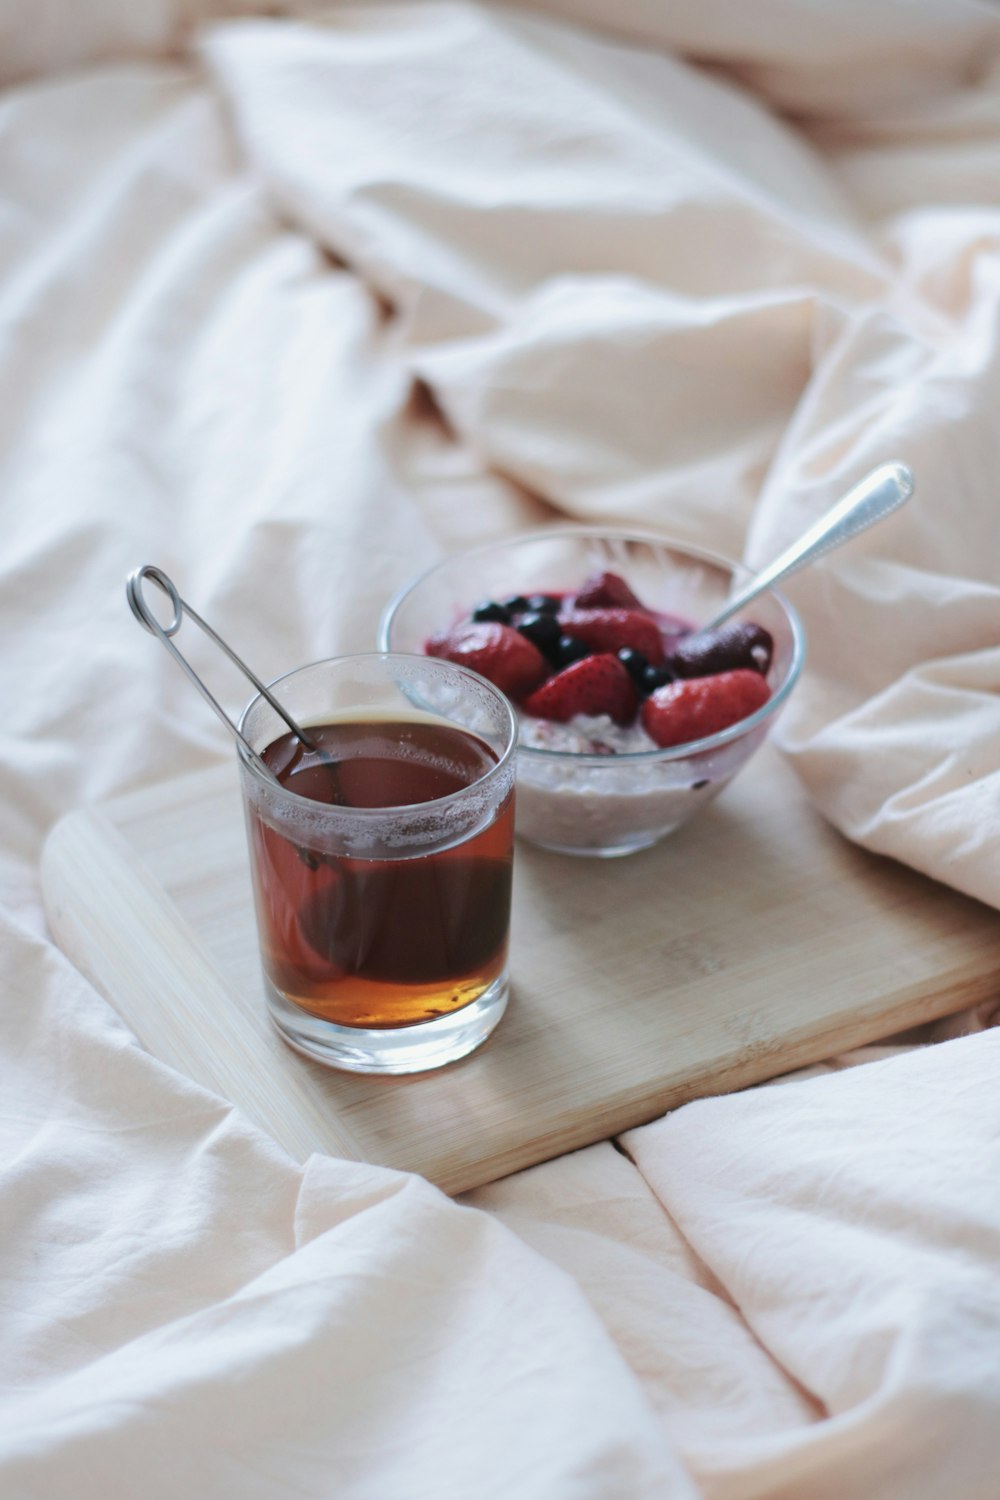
617;648;649;688
525;593;561;614
517;611;561;649
471;599;511;624
500;594;530;615
550;634;591;668
641;663;675;693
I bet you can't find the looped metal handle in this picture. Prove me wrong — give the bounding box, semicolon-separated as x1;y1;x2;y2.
126;565;316;782
127;564;184;638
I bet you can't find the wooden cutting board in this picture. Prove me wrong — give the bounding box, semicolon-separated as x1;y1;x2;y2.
40;747;1000;1194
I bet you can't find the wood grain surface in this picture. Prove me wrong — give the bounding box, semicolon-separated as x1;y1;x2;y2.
40;748;1000;1194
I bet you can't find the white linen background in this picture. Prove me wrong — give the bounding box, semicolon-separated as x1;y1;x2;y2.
2;2;1000;1497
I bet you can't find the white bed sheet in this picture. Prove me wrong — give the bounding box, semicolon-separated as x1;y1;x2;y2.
3;3;1000;1496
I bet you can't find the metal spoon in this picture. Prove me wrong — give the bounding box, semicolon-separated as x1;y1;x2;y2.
702;461;915;632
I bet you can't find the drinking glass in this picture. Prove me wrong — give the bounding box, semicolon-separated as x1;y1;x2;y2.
236;654;517;1074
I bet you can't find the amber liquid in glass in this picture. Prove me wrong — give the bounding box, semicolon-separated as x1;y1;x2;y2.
247;717;514;1029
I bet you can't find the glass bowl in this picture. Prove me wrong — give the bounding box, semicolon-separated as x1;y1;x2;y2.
378;528;805;857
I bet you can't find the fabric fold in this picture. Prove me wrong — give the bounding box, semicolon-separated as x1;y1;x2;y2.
202;0;1000;909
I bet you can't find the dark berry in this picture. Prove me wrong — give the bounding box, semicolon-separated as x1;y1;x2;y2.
525;593;561;614
500;594;530;615
471;599;511;624
550;634;591;668
641;663;675;693
517;611;562;650
617;647;649;688
666;622;773;679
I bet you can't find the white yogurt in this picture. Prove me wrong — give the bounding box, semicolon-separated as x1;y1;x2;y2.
513;709;742;856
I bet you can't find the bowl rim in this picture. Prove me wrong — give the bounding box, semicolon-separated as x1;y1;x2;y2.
378;525;807;765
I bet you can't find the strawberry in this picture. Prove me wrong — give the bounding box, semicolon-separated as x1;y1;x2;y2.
573;570;644;611
641;670;770;748
523;653;637;726
558;607;665;664
425;621;547;700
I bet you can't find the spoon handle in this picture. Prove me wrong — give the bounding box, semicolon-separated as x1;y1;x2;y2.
705;461;915;631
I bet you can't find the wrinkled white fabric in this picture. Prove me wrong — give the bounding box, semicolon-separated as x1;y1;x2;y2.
201;1;1000;908
617;1030;1000;1499
3;2;1000;1496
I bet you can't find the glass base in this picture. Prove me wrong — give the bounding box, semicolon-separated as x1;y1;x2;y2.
265;971;509;1075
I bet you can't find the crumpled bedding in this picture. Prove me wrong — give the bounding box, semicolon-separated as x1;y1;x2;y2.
3;2;1000;1496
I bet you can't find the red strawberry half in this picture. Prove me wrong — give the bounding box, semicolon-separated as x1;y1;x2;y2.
425;621;547;700
523;653;637;726
558;606;665;664
641;670;770;749
573;569;644;611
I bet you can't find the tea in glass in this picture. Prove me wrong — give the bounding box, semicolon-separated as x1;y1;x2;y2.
237;656;517;1074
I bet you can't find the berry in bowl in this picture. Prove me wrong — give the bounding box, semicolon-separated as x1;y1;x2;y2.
379;529;805;857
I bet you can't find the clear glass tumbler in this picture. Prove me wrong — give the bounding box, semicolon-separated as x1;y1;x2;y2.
236;654;518;1074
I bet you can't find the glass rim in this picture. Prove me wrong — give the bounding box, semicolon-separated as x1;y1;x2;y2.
378;526;807;764
235;650;519;817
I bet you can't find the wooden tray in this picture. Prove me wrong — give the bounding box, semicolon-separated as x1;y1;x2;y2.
40;748;1000;1194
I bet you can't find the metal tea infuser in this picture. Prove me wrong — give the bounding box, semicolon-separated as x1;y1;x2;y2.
126;564;323;788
